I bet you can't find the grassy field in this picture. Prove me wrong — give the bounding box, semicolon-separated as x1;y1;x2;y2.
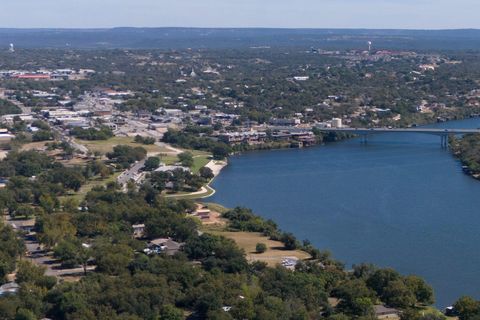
181;149;211;157
208;230;311;266
159;153;211;174
192;155;210;174
161;155;179;165
77;137;170;154
203;202;229;214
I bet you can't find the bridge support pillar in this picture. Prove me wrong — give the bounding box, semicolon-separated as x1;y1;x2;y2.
362;134;368;144
440;134;449;149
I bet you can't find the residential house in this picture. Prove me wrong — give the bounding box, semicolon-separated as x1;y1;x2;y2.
132;224;146;239
145;238;183;256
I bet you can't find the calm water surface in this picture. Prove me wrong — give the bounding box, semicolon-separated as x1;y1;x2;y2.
209;118;480;308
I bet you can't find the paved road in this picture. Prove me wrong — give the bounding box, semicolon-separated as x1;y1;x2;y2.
2;217;89;278
117;159;146;186
0;90;31;114
50;127;89;154
25;237;95;277
10;99;31;114
68;137;89;154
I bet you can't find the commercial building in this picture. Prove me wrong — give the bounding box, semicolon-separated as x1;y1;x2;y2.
332;118;343;128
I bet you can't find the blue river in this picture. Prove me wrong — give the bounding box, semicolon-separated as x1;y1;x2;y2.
209;118;480;308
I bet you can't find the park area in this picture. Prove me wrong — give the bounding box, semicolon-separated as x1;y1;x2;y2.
76;136;170;154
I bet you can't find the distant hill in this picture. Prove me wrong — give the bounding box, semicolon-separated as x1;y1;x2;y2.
1;28;480;50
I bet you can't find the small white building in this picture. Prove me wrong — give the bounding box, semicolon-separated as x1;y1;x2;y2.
293;76;309;81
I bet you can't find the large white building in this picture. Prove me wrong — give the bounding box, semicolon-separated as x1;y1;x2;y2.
331;118;343;128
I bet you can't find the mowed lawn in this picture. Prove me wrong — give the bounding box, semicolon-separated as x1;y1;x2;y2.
77;136;170;154
192;155;211;174
209;230;311;267
159;154;211;174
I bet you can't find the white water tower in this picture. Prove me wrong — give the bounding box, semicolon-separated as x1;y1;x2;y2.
367;41;372;52
8;43;14;53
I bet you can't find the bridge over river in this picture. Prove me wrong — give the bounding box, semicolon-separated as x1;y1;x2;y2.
316;127;480;147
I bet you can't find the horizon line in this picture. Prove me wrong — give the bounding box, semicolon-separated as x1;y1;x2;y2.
0;26;479;31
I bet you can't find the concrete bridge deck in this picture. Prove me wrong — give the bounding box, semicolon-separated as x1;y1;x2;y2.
316;127;480;135
316;126;480;147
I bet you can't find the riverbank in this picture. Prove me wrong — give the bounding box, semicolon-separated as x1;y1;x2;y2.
199;203;311;267
450;134;480;180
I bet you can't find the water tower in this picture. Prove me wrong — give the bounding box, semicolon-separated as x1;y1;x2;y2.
8;43;14;53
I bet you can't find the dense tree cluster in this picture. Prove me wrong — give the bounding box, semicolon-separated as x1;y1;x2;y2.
144;168;207;194
162;129;232;160
134;134;156;145
0;223;24;284
106;145;147;168
0;151;113;215
70;126;114;140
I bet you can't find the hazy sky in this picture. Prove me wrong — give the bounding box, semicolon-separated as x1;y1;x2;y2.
0;0;478;29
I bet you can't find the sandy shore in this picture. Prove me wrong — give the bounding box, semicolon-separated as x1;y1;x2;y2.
205;159;227;177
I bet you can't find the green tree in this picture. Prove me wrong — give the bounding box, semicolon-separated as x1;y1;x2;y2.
382;279;416;308
199;166;214;180
178;152;194;167
454;296;480;320
14;308;36;320
256;243;267;253
54;240;80;268
39;194;56;213
94;243;134;276
405;275;435;305
281;233;298;250
144;157;161;171
212;146;230;160
36;213;76;248
160;304;183;320
15;261;47;286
